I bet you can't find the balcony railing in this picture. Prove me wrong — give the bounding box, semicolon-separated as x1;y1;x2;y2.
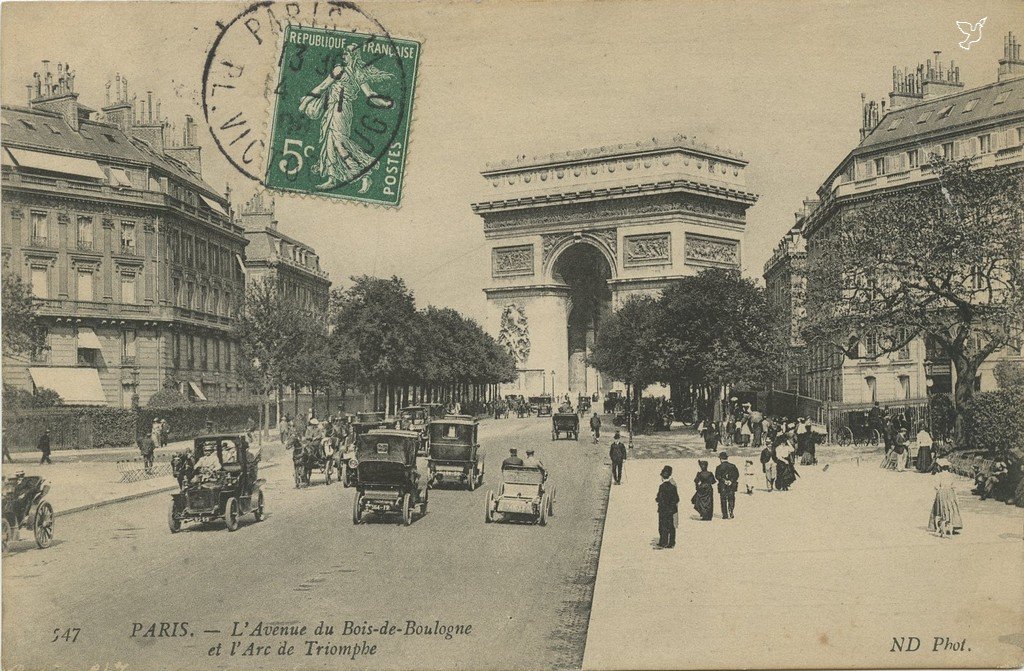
29;235;52;248
76;240;94;251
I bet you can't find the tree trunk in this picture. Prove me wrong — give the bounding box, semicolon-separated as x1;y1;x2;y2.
951;355;980;448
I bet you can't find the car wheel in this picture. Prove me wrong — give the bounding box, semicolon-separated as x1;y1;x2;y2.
467;468;476;491
402;493;412;526
539;494;548;526
352;494;363;525
168;501;181;533
2;518;12;552
342;465;351;488
225;497;239;532
253;490;265;521
485;491;495;523
548;492;555;517
420;490;428;516
551;431;556;440
33;501;54;548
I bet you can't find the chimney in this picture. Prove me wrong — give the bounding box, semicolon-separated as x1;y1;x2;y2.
859;94;883;140
164;114;203;176
27;61;86;131
922;51;964;99
101;72;133;132
888;64;924;110
998;31;1024;81
239;191;277;231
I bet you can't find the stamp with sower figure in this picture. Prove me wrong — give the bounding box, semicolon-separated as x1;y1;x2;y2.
265;24;419;207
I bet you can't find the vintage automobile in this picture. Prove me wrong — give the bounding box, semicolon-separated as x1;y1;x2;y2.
485;465;554;525
351;411;389;437
529;395;553;417
168;435;265;533
427;417;484;490
398;406;431;455
1;472;54;552
551;412;580;440
351;430;428;526
422;403;447;421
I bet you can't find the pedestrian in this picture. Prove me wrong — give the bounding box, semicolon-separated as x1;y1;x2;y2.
151;418;162;450
760;441;776;491
774;437;797;490
160;418;170;447
655;465;679;549
715;451;740;519
929;459;963;538
750;409;764;448
798;419;816;465
2;439;14;463
279;414;291;444
245;416;256;442
138;434;155;472
743;459;757;495
609;431;626;485
37;428;52;465
590;412;602;444
703;420;720;452
915;423;934;473
894;429;909;472
692;460;716;521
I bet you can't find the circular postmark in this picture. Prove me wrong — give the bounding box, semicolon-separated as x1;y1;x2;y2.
203;1;417;204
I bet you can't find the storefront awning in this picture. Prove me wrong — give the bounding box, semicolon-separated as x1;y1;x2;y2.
77;327;102;350
235;253;247;275
188;381;208;401
29;367;107;406
7;147;106;180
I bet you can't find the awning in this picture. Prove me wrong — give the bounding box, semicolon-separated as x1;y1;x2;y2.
235;253;247;275
188;381;208;401
108;167;133;187
29;367;107;406
7;147;106;180
76;327;102;350
1;148;15;167
199;193;229;217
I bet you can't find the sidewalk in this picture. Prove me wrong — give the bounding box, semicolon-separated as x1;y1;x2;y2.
2;435;284;516
582;453;1024;669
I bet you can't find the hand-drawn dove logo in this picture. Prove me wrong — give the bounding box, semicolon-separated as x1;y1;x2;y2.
957;17;987;50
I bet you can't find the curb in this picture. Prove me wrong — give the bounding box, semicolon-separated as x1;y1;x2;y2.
56;461;281;517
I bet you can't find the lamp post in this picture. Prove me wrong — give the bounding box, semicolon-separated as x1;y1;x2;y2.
551;370;556;402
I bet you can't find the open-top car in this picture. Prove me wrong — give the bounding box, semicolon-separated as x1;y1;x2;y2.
485;465;554;525
351;430;428;526
169;434;265;533
529;395;553;417
2;472;54;552
552;412;580;440
427;417;484;490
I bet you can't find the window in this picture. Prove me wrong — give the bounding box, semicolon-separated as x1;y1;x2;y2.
887;117;903;131
937;105;954;118
172;278;181;306
77;268;93;301
30;265;48;298
963;98;980;113
226;341;232;371
213;339;221;370
187;335;195;368
1018;127;1024;145
873;157;886;176
173;333;181;367
226;291;233;317
200;337;208;370
199;286;208;312
122;329;137;363
212;288;220;315
908;149;920;169
898;336;911;360
942;142;954;160
994;90;1012;105
76;216;93;250
916;111;932;124
31;326;49;363
120;273;136;304
30;211;48;245
45;123;61;135
865;334;878;358
120;221;136;253
979;134;991;154
865;376;877;403
186;282;194;309
899;375;911;400
103;133;117;143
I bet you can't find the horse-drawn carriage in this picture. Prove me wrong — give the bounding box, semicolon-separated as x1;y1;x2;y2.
551;412;580;440
427;417;484;490
291;432;338;487
2;472;54;552
351;430;429;526
485;465;555;525
168;435;265;532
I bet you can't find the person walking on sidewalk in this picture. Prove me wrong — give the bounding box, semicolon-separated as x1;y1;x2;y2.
37;429;52;465
760;442;776;491
609;432;626;485
715;451;739;519
2;440;14;463
138;434;156;472
590;412;602;444
655;465;679;549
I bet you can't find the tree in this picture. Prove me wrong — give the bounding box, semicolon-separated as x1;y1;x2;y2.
804;159;1024;443
2;274;44;358
589;295;666;399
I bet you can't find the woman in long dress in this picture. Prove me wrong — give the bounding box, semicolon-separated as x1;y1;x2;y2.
774;438;798;490
929;459;963;537
692;460;716;521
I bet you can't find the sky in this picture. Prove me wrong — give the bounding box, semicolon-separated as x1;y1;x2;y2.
2;0;1020;324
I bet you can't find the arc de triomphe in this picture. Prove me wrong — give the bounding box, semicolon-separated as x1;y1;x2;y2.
472;136;758;399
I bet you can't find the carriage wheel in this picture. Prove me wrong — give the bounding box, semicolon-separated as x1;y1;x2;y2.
168;501;181;533
401;493;413;526
548;492;555;517
538;494;549;526
420;490;428;516
33;502;54;548
253;490;265;521
467;467;476;491
352;494;363;525
485;491;496;523
551;430;557;440
2;518;11;552
869;429;881;447
837;427;853;446
225;497;239;532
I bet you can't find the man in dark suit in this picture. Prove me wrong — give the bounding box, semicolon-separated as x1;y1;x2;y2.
655;465;679;548
609;432;626;485
715;451;740;519
501;448;524;469
37;428;52;465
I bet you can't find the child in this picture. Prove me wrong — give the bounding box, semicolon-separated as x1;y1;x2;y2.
743;459;756;495
929;459;963;538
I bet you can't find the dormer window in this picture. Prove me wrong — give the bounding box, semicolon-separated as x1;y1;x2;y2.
937;105;954;119
994;90;1012;105
887;118;903;131
916;111;932;124
21;119;36;130
103;133;117;143
45;124;61;134
962;98;980;113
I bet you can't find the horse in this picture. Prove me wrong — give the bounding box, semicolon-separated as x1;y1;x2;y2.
170;451;195;490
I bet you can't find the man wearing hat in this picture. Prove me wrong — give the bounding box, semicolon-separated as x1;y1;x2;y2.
502;448;524;469
715;451;740;519
609;432;627;485
655;465;679;548
523;448;546;479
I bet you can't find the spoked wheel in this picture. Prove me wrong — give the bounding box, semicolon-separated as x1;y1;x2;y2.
837;427;853;446
466;467;476;491
547;491;555;517
33;501;54;548
225;497;239;532
401;493;413;526
2;518;12;552
352;494;363;525
870;429;881;447
325;461;333;486
538;494;549;526
168;502;181;533
476;459;485;488
485;491;496;523
253;490;265;522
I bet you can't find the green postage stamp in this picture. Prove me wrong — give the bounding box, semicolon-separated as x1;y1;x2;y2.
265;25;420;207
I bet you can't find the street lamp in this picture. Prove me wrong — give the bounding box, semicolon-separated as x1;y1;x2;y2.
551;370;556;401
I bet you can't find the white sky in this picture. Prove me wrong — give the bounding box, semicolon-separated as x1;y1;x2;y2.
3;0;1019;322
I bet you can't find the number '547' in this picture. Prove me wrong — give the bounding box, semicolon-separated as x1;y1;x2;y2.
278;139;315;175
52;627;81;643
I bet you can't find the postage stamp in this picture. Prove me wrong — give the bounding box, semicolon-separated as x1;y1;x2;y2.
264;24;420;207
